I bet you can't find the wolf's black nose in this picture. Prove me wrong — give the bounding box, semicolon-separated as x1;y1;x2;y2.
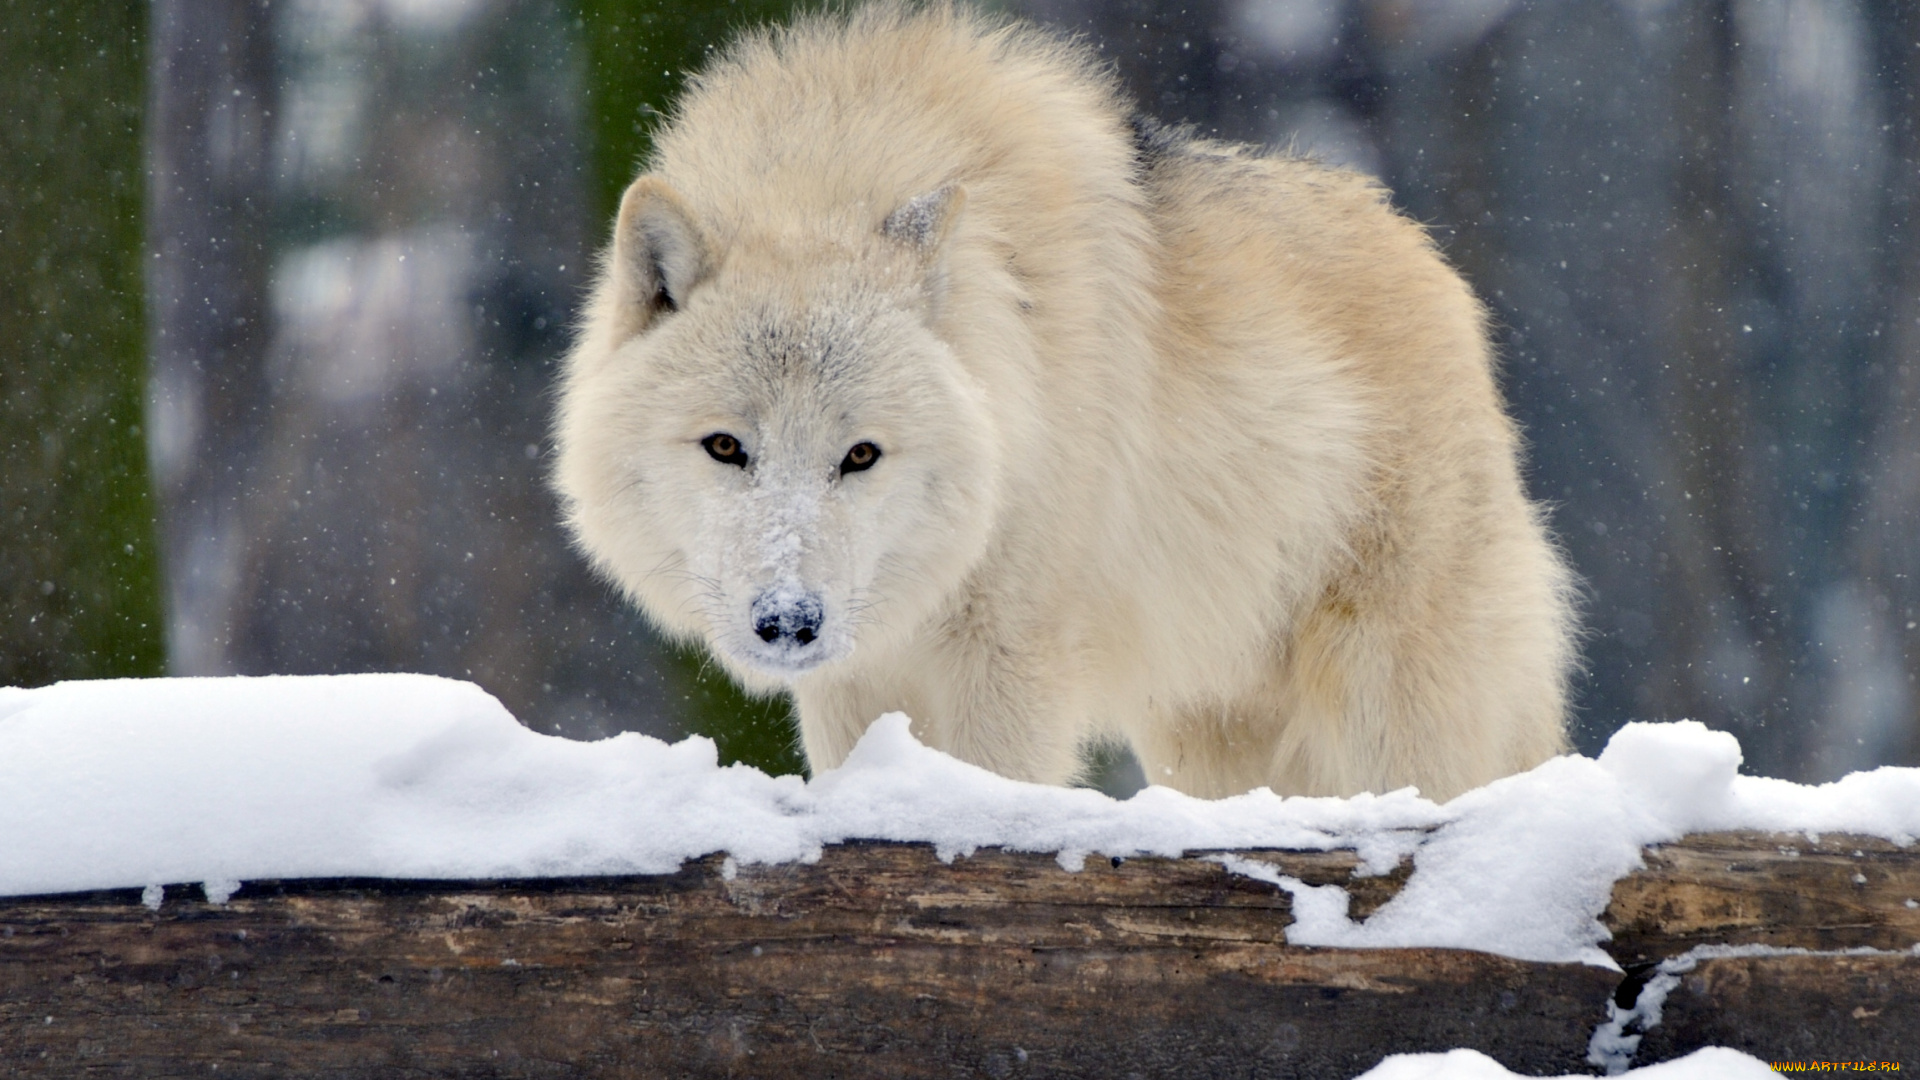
751;590;823;647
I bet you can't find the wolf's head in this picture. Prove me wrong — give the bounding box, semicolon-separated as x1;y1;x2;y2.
553;178;1000;688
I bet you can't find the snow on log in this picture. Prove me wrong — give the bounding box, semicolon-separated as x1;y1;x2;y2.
1;676;1917;1076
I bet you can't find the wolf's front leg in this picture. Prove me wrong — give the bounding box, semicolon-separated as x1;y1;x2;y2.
789;675;908;774
793;638;1087;785
920;665;1087;787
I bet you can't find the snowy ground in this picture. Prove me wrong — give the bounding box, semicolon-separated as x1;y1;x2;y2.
1358;1047;1776;1080
3;673;1916;1078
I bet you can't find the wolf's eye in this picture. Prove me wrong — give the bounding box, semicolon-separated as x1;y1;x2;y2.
839;441;881;475
703;432;748;467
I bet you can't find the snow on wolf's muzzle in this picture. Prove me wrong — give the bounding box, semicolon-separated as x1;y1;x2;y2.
732;578;840;676
751;586;823;648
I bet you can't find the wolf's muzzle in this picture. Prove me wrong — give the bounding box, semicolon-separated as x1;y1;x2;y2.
751;589;824;648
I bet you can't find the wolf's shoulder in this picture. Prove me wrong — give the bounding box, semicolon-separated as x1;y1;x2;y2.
649;3;1139;233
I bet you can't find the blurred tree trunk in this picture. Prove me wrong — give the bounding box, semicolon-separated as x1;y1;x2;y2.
1850;0;1920;769
1646;0;1799;765
144;0;278;682
0;0;164;685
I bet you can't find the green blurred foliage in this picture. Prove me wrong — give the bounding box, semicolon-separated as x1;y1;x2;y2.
0;1;165;686
576;0;810;775
664;642;808;777
576;0;808;224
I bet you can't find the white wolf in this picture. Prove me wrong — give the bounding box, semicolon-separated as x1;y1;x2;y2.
553;3;1575;800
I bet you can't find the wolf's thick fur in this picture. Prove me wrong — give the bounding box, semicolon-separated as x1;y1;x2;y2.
553;4;1575;800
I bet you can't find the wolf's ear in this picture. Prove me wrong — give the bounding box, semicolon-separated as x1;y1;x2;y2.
881;184;967;254
612;176;710;331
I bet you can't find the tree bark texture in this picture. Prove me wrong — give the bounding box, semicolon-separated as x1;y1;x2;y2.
0;833;1913;1077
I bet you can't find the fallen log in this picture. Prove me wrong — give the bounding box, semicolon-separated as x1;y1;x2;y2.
0;832;1913;1078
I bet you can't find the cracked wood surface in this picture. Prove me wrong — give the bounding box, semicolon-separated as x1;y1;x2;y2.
0;833;1914;1077
1603;831;1920;962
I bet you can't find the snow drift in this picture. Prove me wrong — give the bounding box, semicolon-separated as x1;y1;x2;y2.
2;672;1916;974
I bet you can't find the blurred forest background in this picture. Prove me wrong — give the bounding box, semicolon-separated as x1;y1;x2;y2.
3;0;1916;787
